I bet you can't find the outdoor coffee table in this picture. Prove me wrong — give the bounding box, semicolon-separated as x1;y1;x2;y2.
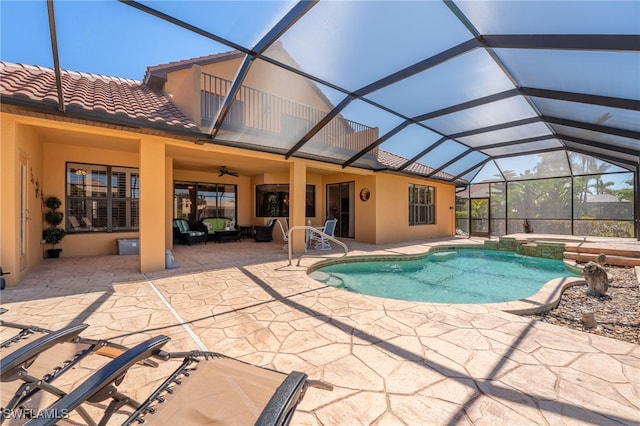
214;230;241;243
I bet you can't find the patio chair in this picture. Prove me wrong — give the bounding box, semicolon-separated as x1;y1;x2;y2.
253;219;276;242
69;216;81;230
1;318;49;351
2;323;91;417
173;218;207;246
26;334;332;426
1;322;155;422
276;219;289;249
313;218;338;250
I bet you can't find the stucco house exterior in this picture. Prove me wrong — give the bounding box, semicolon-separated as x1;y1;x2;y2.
0;51;459;286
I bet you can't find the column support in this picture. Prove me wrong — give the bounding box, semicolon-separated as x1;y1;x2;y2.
139;137;166;272
289;160;307;253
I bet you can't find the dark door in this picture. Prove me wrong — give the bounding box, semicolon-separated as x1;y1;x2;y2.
326;182;354;238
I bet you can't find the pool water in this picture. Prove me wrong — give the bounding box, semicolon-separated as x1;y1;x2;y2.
309;249;578;304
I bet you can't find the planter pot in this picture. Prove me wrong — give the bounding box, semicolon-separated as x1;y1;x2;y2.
47;249;62;259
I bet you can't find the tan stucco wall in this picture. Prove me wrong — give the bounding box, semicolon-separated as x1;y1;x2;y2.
0;117;46;285
165;59;244;126
354;174;378;244
243;59;332;111
373;174;455;244
169;66;201;125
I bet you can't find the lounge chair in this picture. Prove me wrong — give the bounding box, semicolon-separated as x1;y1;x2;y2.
173;218;207;246
2;324;92;416
253;219;276;242
69;216;81;230
312;218;338;250
25;334;332;426
1;322;155;421
1;318;49;351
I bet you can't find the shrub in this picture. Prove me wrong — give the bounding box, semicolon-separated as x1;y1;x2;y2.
43;196;66;250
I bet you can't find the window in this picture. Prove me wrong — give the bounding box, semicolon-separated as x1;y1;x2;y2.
256;184;315;217
174;182;237;223
409;184;435;225
66;163;139;233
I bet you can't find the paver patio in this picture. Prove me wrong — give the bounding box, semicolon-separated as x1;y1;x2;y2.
1;236;638;425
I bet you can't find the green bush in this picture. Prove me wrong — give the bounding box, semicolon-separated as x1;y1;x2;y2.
43;227;66;245
45;210;63;227
43;195;65;250
45;196;62;210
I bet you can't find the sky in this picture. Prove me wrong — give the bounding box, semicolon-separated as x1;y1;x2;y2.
0;0;295;80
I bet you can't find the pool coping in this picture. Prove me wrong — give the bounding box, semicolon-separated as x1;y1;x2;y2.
307;245;587;315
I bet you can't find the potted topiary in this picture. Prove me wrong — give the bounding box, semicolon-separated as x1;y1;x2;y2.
43;196;66;258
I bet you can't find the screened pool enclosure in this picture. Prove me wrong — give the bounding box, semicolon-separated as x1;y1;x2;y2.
2;0;639;239
456;151;635;238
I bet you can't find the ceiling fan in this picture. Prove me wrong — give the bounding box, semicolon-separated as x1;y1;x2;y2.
218;165;239;177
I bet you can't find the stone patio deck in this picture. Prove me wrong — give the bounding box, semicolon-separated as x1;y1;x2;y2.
1;236;638;425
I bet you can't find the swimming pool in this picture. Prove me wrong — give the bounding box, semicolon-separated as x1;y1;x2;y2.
309;248;579;304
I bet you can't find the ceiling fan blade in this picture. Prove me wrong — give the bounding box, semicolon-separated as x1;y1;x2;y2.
218;166;239;177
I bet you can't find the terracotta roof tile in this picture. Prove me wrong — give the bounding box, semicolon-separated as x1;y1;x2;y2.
377;149;462;183
0;62;200;133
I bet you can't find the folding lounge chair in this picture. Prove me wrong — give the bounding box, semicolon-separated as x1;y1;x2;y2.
27;335;332;426
1;322;157;424
1;319;50;351
1;323;95;421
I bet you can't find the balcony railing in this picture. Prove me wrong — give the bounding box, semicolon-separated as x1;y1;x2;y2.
201;73;377;156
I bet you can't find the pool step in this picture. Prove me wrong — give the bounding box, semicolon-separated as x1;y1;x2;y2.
563;245;640;267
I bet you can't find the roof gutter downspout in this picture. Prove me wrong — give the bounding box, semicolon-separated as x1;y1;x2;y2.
47;0;65;113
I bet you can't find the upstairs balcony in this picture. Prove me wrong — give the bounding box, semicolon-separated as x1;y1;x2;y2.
200;72;379;162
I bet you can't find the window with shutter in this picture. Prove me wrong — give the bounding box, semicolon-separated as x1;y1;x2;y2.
66;163;139;233
409;183;435;226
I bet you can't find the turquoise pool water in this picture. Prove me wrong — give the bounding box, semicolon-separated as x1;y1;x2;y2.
309;249;578;304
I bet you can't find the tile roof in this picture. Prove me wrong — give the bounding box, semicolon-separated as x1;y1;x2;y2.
377;149;463;183
0;62;200;133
